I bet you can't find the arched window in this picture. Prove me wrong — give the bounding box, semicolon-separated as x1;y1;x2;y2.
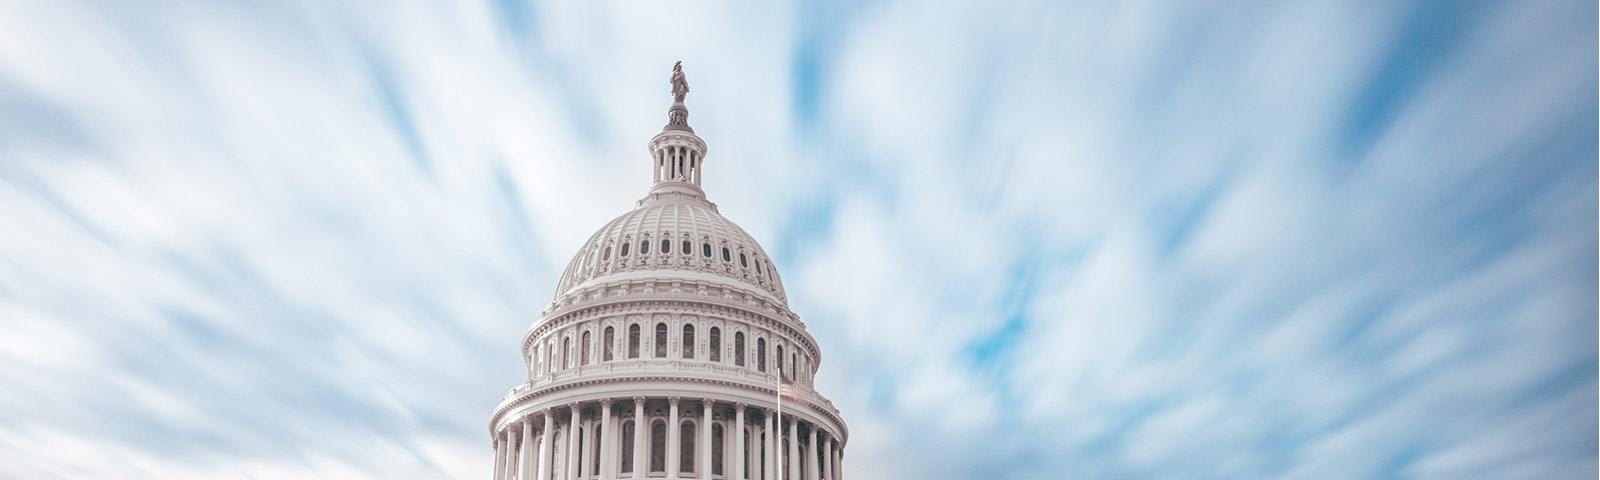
722;247;731;262
641;240;650;255
620;420;635;473
734;332;745;367
549;341;557;373
709;327;721;362
581;331;591;366
629;324;640;359
702;243;712;257
683;324;695;359
602;246;611;260
655;323;668;358
604;327;615;362
662;240;671;254
756;259;763;274
562;337;570;369
650;420;667;472
777;345;784;376
712;423;725;475
757;338;767;372
682;240;691;255
740;253;748;267
792;353;797;378
681;422;696;474
621;242;630;257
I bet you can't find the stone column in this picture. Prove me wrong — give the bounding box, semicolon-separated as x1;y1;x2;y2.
787;417;799;480
822;435;833;480
522;417;537;480
632;397;647;479
806;425;818;480
600;399;614;480
567;403;581;480
666;397;680;479
510;427;524;480
763;411;775;480
581;414;594;479
539;412;554;480
834;449;843;480
493;435;505;480
733;404;746;480
700;399;713;477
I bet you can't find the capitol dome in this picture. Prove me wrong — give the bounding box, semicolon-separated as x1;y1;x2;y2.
553;191;788;306
488;63;847;480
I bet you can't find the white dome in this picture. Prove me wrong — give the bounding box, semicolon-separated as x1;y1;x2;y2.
554;191;787;303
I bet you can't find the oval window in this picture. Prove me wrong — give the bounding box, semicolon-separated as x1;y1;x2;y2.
621;243;630;256
722;248;731;262
703;244;712;257
739;253;748;267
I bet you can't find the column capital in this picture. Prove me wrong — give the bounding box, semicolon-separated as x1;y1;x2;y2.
668;396;680;406
601;397;614;407
734;402;746;411
702;398;714;408
633;395;647;404
787;415;797;427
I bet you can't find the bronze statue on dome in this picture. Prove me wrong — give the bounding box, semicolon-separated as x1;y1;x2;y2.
670;61;689;102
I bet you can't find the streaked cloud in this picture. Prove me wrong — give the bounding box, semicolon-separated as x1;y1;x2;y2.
0;1;1592;479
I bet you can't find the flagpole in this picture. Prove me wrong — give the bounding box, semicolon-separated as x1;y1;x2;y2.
775;369;783;480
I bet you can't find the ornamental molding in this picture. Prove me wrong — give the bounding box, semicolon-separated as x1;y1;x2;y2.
489;374;848;449
524;294;820;364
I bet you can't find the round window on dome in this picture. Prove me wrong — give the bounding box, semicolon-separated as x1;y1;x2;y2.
621;243;630;257
739;253;747;267
722;248;731;262
702;244;712;257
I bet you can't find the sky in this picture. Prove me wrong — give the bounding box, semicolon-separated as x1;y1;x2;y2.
0;1;1595;479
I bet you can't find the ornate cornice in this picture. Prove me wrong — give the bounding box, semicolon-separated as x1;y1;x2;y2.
489;374;849;448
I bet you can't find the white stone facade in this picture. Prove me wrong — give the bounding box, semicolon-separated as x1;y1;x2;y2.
489;64;847;480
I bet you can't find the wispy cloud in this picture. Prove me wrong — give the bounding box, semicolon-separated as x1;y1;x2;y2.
0;1;1592;479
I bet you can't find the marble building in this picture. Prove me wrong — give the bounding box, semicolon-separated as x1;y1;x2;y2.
487;63;849;480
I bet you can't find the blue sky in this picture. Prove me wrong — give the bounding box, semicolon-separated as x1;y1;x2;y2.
0;1;1594;478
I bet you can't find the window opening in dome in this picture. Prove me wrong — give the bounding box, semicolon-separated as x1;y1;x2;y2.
703;243;712;257
734;332;745;367
621;243;630;257
791;353;797;379
756;260;762;274
722;248;731;262
592;425;603;473
621;420;636;473
628;324;640;359
654;323;667;358
641;240;649;255
562;337;571;369
712;424;725;475
650;420;666;472
740;253;748;267
603;247;611;260
680;422;696;473
581;331;591;366
709;327;721;362
682;241;691;255
777;346;784;376
662;240;671;255
757;338;767;372
682;325;695;359
604;327;615;362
